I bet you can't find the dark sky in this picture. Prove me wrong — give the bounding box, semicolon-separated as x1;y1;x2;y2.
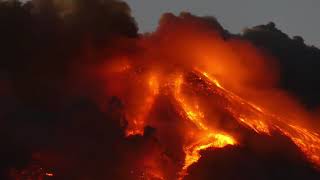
125;0;320;47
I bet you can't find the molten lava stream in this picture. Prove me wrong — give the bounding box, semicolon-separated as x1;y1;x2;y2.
126;74;160;136
180;132;236;179
172;74;237;179
196;69;320;167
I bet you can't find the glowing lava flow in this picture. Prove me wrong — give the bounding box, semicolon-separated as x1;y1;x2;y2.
173;74;237;178
197;70;320;167
126;74;160;136
123;69;319;179
124;72;237;179
181;133;236;178
173;74;207;130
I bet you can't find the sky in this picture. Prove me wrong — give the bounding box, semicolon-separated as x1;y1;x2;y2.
124;0;320;47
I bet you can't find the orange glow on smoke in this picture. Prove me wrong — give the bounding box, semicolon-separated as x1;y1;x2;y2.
199;70;271;135
106;51;319;180
92;13;320;179
126;74;160;136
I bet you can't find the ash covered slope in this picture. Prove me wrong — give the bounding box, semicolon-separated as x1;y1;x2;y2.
0;1;320;180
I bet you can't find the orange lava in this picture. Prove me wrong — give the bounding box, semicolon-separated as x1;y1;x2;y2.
99;14;320;179
172;74;237;178
120;69;320;179
180;133;236;178
126;73;160;136
197;70;320;167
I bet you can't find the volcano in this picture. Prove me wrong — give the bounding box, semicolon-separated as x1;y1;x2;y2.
109;64;320;180
2;1;320;180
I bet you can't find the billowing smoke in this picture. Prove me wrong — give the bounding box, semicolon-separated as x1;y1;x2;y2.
0;0;139;179
0;1;320;180
242;22;320;109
